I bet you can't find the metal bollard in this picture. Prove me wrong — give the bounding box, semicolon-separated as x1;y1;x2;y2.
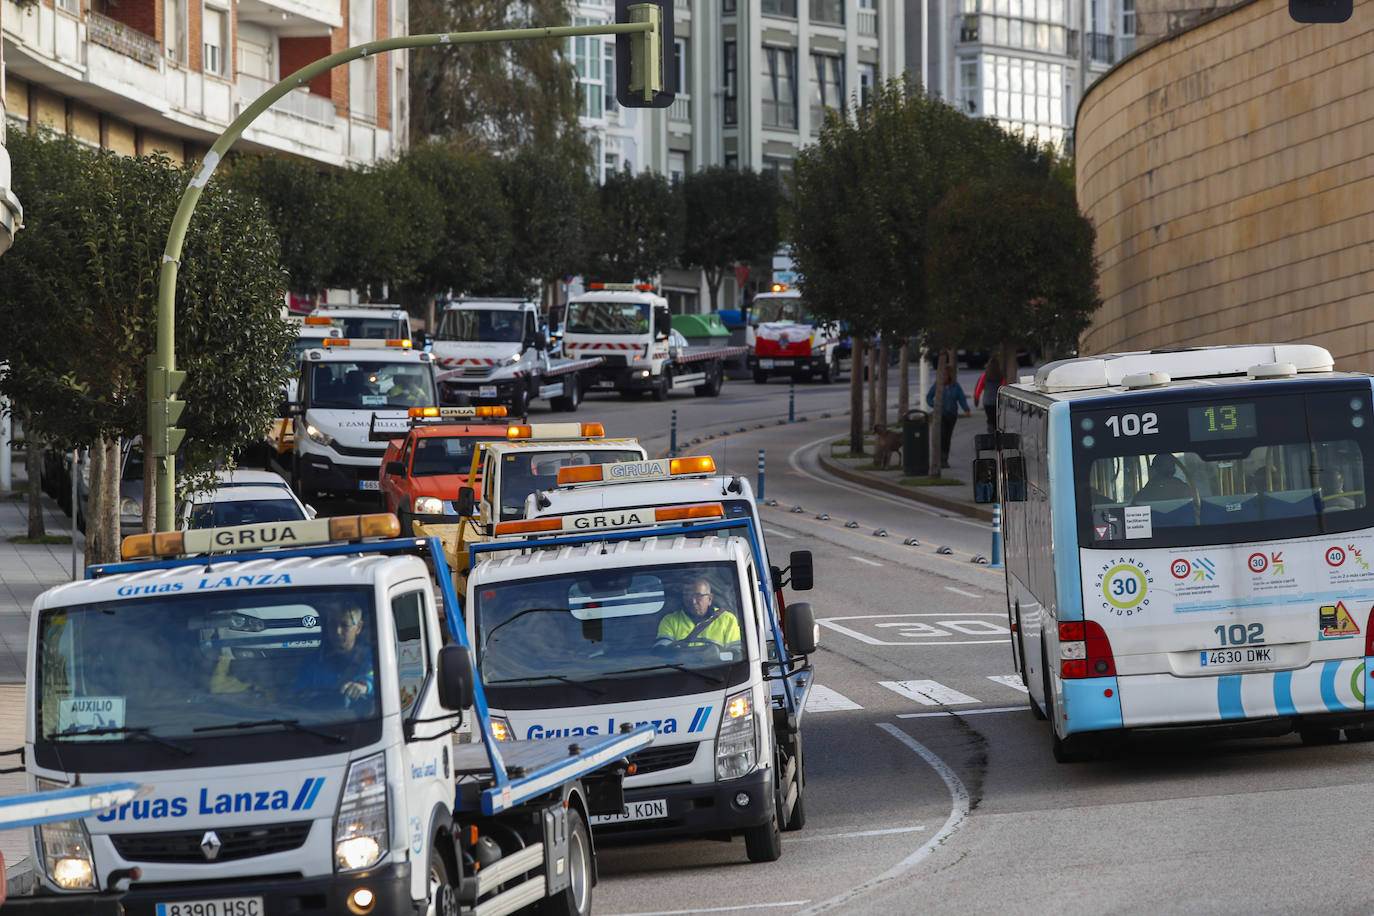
669;409;678;457
756;449;766;500
989;503;1003;568
788;383;795;423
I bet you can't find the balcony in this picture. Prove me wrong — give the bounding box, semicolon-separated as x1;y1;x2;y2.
669;93;691;122
238;73;337;126
1088;31;1114;63
857;8;877;34
809;0;843;24
761;0;796;17
87;11;160;68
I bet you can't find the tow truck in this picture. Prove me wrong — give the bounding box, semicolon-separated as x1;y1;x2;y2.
746;285;846;384
370;405;511;535
464;501;817;862
18;512;651;915
561;284;746;400
266;315;342;459
430;298;602;415
310;304;414;342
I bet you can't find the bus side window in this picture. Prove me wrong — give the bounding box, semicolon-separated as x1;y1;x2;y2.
1002;411;1027;502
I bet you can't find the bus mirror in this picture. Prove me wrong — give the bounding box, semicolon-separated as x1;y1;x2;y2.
973;457;998;503
784;602;818;655
437;645;475;710
456;486;476;517
1004;456;1028;502
787;550;814;591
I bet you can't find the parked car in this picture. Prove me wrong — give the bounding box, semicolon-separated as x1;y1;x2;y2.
179;470;314;530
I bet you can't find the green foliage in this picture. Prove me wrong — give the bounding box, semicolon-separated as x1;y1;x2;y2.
331;158;444;297
220;154;342;295
680;167;782;311
499;137;595;290
583;167;683;283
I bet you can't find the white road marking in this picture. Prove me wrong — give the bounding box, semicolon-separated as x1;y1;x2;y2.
897;705;1030;719
796;724;969;914
763;526;797;539
819;613;1009;646
612;902;811;916
849;556;883;567
880;680;979;706
804;685;862;712
987;674;1028;693
790;825;927;842
944;586;980;598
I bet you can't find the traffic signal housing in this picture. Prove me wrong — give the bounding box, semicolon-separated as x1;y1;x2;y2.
1288;0;1350;21
149;363;187;458
615;0;675;108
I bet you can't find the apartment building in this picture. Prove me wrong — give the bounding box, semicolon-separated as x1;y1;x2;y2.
1;0;407;168
907;0;1133;151
0;25;18;255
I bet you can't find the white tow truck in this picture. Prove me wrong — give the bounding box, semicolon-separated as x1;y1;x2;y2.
430;298;602;415
561;284;746;401
464;499;817;862
311;304;414;342
266;315;342;459
20;513;652;915
746;285;847;384
284;338;438;500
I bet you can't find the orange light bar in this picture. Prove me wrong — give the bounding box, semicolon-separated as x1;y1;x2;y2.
410;406;507;419
329;513;401;540
580;423;605;437
492;517;564;536
557;465;604;485
320;338;411;348
771;283;787;292
411;407;441;418
636;283;655;291
304;315;334;325
388;339;412;348
322;337;349;346
506;425;531;439
669;456;716;475
121;531;186;560
587;282;605;290
654;503;725;522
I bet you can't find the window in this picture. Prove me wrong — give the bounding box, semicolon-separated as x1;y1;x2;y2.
603;151;619;183
762;46;797;130
723;0;736;11
669;152;686;184
202;5;227;76
761;0;796;16
858;61;876;107
165;0;187;63
348;0;376;120
236;26;272;80
391;591;431;716
724;152;739;169
570;18;604;119
56;0;77;13
673;38;688;95
971;53;1065;146
810;52;844;127
1120;0;1136;55
723;41;738;125
958;56;979;114
604;42;617;111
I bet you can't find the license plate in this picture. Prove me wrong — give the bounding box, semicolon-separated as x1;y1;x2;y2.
590;798;668;825
358;480;380;491
595;380;616;388
758;359;774;369
156;897;264;916
478;385;498;398
774;359;794;367
1200;646;1274;668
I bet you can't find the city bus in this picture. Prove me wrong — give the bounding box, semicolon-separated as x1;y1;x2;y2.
982;344;1374;761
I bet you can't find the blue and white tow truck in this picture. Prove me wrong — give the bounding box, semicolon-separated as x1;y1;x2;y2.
20;513;652;915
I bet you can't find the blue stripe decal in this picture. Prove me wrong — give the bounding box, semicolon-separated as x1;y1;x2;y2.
303;776;325;810
1320;661;1342;712
1049;404;1084;622
1272;670;1296;716
687;708;703;732
291;779;314;810
1217;675;1244;720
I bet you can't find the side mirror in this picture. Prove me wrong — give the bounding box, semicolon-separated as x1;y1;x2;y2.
456;486;476;517
533;332;547;351
385;460;406;477
787;550;814;591
784;602;818;656
412;330;429;349
305;504;318;520
770;565;783;591
436;645;475;710
973;457;998;504
285;402;303;417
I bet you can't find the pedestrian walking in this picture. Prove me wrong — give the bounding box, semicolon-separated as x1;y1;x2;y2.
926;366;971;469
973;356;1005;434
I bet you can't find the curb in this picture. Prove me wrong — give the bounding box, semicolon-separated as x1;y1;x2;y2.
817;452;994;523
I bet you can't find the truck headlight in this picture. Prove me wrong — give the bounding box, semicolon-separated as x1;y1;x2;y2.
413;496;443;515
715;688;757;780
34;781;96;891
119;497;141;516
305;423;335;447
335;752;388;872
490;715;513;741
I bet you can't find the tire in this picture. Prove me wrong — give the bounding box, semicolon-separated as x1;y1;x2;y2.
1018;608;1045;721
1043;648;1096;763
694;362;723;397
543;811;593;916
398;508;414;537
783;743;806;831
818;357;834;385
509;384;530;418
427;841;459;916
651;373;669;402
552;374;581;412
743;775;783;862
753;371;768;385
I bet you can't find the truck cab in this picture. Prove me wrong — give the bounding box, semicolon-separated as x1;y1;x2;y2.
746;286;845;384
310;305;413;343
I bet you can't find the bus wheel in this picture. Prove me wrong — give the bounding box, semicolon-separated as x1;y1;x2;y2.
1019;612;1045;721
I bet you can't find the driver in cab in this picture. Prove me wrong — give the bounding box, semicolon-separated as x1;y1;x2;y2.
656;577;741;648
293;602;375;705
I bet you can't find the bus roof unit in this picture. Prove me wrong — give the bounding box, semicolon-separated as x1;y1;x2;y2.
1033;344;1334;394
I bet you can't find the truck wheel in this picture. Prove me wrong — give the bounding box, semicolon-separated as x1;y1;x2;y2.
651;373;669;401
552;374;581;412
694;362;723;397
753;371;768;385
509;384;530;418
744;776;783;862
818;356;835;384
427;843;458;916
783;747;806;831
544;811;593;916
398;508;414;537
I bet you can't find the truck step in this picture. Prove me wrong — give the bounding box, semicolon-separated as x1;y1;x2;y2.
473;841;545;899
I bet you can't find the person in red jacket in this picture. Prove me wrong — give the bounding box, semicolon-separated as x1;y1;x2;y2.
974;356;1005;434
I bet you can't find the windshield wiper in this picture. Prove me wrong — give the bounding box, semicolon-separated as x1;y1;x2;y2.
46;726;193;756
485;674;605;696
193;718;345;744
598;663;725;685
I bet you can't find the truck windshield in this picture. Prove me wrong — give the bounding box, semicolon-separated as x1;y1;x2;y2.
436;308;524;343
476;561;749;707
309;360;436;409
565;301;648;335
499;449;644;520
188;498;306;529
330;316;405;339
752;299;807;323
412;435;501;475
35;587;380;768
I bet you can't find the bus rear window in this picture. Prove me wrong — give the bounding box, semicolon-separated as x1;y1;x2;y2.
1074;387;1374;548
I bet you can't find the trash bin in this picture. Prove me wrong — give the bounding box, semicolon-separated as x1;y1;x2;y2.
902;409;930;476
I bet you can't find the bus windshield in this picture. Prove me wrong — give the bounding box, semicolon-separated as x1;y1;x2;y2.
1074;386;1374;548
565;301;648;335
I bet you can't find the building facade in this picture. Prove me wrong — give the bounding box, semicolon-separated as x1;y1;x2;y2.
1075;0;1374;369
0;9;19;255
1;0;407;168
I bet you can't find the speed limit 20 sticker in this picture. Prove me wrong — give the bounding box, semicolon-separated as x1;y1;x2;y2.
1093;557;1153;616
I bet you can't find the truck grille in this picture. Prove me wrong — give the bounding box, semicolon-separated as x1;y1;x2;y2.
630;743;697;774
110;821;312;864
458;367;492;379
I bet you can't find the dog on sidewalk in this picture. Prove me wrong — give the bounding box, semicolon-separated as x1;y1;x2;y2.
872;423;903;470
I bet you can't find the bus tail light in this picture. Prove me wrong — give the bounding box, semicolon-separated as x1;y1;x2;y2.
1060;620;1116;678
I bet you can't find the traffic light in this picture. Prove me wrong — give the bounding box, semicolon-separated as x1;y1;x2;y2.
615;0;674;108
1289;0;1350;21
148;362;187;458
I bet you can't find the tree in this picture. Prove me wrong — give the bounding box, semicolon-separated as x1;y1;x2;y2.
680;167;782;312
0;130;294;561
409;0;582;150
331;157;445;304
498;137;596;299
583;167;684;283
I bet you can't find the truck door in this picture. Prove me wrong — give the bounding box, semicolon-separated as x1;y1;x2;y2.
654;305;672;344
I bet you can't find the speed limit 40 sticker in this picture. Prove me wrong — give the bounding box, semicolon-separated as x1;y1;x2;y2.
1093;557;1153;616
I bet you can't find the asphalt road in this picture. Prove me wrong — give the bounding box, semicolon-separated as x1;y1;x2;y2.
323;373;1374;915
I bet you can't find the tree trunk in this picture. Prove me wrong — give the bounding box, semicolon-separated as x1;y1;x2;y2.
849;336;866;454
705;268;722;313
866;342;878;432
84;438;105;567
25;420;45;539
877;338;889;428
101;437;120;564
898;342;910;421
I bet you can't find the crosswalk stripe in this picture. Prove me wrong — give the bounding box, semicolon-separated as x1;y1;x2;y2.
986;674;1028;693
879;680;979;706
805;685;863;712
